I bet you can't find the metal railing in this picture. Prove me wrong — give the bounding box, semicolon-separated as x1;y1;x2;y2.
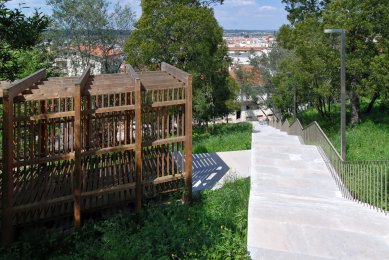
270;118;388;213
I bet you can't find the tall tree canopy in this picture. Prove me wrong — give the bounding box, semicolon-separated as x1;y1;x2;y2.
323;0;389;123
47;0;135;75
0;0;49;81
271;0;388;124
125;0;235;124
282;0;330;24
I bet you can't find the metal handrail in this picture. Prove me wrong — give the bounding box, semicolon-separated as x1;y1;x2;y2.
270;118;388;213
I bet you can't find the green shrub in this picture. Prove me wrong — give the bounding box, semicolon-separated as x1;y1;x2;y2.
299;100;389;160
1;178;251;259
193;123;252;154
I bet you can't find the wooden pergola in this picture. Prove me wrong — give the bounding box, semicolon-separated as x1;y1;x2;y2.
0;63;193;245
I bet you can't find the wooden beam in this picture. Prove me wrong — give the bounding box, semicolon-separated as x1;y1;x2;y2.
81;144;136;157
27;111;76;121
161;62;190;83
134;76;142;211
75;66;91;93
184;74;193;203
73;66;90;228
1;94;14;246
126;64;139;80
14;153;76;167
83;105;135;115
146;136;186;147
142;82;185;90
5;69;46;99
152;100;186;108
39;100;48;157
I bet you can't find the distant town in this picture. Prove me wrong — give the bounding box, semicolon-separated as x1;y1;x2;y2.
224;30;276;66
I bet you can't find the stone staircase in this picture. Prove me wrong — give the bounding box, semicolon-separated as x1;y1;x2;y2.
248;123;389;259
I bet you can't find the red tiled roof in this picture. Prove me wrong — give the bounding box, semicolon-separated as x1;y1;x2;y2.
79;46;122;58
229;65;264;85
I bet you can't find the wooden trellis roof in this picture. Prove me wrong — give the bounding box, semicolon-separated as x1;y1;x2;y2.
0;63;193;246
0;69;186;101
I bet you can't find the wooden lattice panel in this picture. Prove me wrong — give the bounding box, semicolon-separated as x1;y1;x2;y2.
1;63;193;245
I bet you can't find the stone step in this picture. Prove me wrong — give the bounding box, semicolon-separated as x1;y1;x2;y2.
252;138;302;146
247;122;389;259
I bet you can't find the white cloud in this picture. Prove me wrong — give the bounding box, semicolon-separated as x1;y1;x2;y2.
258;5;277;11
5;0;47;9
214;1;288;30
228;0;256;6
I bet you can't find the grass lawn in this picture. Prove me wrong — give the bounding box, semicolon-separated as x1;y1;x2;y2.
298;99;389;161
193;122;252;154
1;178;251;259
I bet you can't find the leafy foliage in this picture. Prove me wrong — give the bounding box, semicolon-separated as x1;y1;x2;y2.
124;0;236;124
299;99;389;160
47;0;135;74
0;0;49;81
272;0;388;125
0;178;250;259
281;0;330;25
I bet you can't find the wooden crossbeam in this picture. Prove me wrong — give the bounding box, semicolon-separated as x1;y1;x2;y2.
161;62;190;83
4;69;46;99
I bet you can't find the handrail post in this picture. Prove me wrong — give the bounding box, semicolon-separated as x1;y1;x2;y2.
73;66;90;227
184;74;193;203
135;77;142;210
1;92;14;246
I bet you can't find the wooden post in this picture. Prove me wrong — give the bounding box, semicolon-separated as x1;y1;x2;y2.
184;74;193;202
1;92;14;246
73;82;82;227
40;100;48;157
73;67;90;227
161;63;193;202
1;69;45;246
135;77;142;210
126;64;143;210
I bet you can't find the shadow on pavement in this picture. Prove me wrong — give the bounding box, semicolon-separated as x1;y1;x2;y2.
192;153;230;192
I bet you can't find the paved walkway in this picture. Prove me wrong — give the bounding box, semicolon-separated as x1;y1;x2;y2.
248;123;389;259
191;150;251;192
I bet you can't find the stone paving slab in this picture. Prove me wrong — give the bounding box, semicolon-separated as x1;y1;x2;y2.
248;123;389;259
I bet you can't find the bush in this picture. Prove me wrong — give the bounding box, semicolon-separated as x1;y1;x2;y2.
1;178;251;259
193;123;252;154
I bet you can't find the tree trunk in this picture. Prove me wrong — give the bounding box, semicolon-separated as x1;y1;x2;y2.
317;98;325;118
365;92;379;114
350;90;361;126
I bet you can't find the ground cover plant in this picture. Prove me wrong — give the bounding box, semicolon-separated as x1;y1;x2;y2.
193;122;252;154
298;99;389;161
0;178;251;259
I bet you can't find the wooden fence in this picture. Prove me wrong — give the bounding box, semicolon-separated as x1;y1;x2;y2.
0;63;192;245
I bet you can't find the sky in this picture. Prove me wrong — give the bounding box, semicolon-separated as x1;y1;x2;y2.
5;0;289;30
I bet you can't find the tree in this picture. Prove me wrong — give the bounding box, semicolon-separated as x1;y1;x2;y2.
250;45;291;118
47;0;135;75
0;0;49;81
125;0;235;125
281;0;330;25
269;15;339;119
14;45;60;79
272;0;389;126
323;0;389;124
